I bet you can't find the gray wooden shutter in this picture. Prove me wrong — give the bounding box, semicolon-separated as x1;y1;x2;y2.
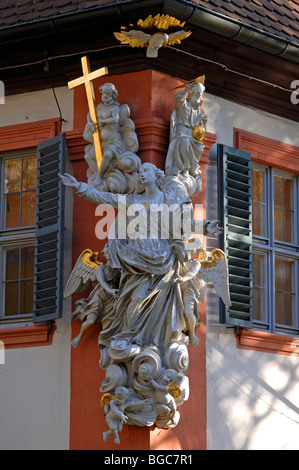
33;134;66;323
217;144;253;328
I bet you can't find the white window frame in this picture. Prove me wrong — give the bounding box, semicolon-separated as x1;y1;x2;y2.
0;149;36;323
252;163;299;335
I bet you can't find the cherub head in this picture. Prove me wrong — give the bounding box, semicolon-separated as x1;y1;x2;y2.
162;369;178;385
114;386;130;404
101;243;111;262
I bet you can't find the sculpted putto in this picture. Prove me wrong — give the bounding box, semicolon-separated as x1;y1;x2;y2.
61;79;231;444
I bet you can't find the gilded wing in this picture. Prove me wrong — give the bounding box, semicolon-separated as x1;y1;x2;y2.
165;30;192;46
101;393;113;407
197;249;232;306
63;249;102;299
114;30;152;48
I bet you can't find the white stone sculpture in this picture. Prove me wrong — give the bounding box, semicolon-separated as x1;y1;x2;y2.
165;81;208;197
83;82;141;193
60;80;231;444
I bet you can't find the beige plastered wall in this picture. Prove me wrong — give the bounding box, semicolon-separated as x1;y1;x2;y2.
205;92;299;450
0;87;73;450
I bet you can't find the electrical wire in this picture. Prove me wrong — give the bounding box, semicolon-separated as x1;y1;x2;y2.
45;59;66;132
0;44;294;94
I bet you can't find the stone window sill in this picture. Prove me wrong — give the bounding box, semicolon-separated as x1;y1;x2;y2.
0;323;56;349
235;328;299;357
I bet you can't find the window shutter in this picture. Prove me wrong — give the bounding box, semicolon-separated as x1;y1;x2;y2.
33;134;66;323
217;144;253;328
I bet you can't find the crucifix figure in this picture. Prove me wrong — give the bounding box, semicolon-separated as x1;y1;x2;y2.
68;56;108;169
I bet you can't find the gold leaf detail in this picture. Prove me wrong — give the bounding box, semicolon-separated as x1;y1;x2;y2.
80;249;103;270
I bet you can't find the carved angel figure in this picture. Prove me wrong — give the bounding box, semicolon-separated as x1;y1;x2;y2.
198;248;232;308
114;14;191;58
174;242;231;346
101;387;157;444
114;29;191;58
102;386;130;445
151;369;180;425
64;244;120;348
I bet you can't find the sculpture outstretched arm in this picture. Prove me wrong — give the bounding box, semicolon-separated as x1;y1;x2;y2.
205;220;223;237
59;173;120;208
191;218;223;237
59;173;80;190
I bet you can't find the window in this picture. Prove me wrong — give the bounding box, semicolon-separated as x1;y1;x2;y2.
0;150;37;322
252;165;299;335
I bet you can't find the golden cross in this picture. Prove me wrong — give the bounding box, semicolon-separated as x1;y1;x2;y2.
68;56;108;169
174;74;205;89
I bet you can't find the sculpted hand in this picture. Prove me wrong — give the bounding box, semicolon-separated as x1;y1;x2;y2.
206;220;223;237
173;275;184;285
59;173;80;190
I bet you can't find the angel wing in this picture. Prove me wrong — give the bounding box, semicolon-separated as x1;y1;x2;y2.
165;30;192;46
101;393;113;407
63;249;102;299
197;249;232;306
114;30;152;48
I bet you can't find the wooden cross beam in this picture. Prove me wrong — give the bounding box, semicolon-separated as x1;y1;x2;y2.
68;56;108;169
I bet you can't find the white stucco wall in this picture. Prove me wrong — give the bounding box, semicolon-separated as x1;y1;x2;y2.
0;86;73;132
0;86;73;450
1;85;299;450
0;317;71;450
204;93;299;450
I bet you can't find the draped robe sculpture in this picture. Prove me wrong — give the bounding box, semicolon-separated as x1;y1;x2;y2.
60;81;231;444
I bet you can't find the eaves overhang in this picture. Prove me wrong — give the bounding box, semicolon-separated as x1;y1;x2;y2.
0;0;298;64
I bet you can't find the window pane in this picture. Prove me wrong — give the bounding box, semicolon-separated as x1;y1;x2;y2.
275;257;284;291
275;291;284;324
20;246;35;279
253;169;265;202
5;247;19;280
275;257;296;328
3;245;34;318
253;253;266;322
20;280;34;315
253;202;265;237
4;282;19;316
284;211;293;244
21;191;36;226
284;178;294;210
252;168;266;237
5;193;20;228
2;154;37;229
22;157;37;191
4;158;21;193
274;175;283;207
274;173;295;243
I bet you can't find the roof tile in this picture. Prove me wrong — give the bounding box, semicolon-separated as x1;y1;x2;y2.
0;0;297;45
194;0;299;43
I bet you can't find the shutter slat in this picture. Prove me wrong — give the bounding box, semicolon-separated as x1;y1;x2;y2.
33;134;66;323
218;144;253;328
